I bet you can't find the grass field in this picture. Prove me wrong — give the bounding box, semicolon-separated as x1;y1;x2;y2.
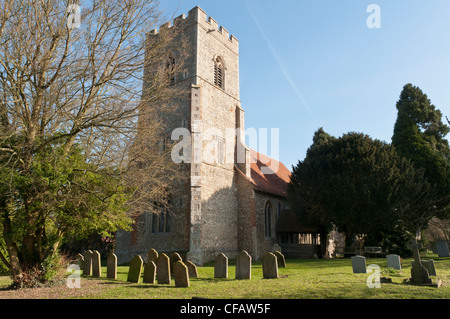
1;253;449;299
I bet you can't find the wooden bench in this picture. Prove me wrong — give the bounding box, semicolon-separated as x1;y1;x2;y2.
363;246;384;258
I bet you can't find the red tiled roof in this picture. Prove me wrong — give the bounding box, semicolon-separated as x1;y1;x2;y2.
248;150;291;198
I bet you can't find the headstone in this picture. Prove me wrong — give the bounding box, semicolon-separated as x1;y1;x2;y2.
436;241;449;257
186;261;198;278
143;261;157;284
170;252;183;274
351;255;367;273
107;253;117;279
148;248;159;264
75;253;84;268
235;250;252;280
127;255;143;283
386;254;401;270
409;240;432;285
411;260;436;277
92;250;102;277
83;250;93;275
173;261;190;287
214;253;228;279
157;253;171;284
273;251;286;268
262;252;278;279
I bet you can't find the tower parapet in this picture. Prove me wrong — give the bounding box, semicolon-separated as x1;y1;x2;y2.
149;6;239;52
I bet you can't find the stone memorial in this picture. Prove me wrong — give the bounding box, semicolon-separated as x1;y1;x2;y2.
262;252;278;279
436;241;449;257
412;260;436;277
148;248;159;264
127;255;143;283
186;261;198;278
409;241;432;285
83;250;93;275
235;250;252;280
173;261;190;287
157;253;171;284
214;253;228;279
351;255;367;273
107;253;117;279
143;261;157;284
386;254;401;270
170;252;183;274
92;250;102;277
75;253;84;268
273;251;286;268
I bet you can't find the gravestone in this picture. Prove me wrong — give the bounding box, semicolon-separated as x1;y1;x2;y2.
186;261;198;278
436;241;449;257
262;252;278;279
157;253;171;284
83;250;93;275
148;249;159;264
235;250;252;280
409;240;432;285
273;251;286;268
170;252;183;274
351;255;367;273
107;253;117;279
214;253;228;279
92;250;102;277
412;260;436;277
127;255;143;283
143;261;156;284
173;261;190;287
75;253;84;268
386;254;401;270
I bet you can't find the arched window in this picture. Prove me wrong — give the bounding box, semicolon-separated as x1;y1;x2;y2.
214;56;224;89
166;56;176;84
264;201;273;237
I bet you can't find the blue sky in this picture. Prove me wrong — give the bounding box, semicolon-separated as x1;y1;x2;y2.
159;0;450;170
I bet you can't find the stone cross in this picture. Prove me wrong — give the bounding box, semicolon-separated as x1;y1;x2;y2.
157;253;171;284
235;250;252;280
107;253;117;279
127;255;143;283
173;261;190;287
408;239;432;285
92;250;102;277
214;253;228;279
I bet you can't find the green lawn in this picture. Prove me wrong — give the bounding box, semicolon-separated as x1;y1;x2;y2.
1;254;449;299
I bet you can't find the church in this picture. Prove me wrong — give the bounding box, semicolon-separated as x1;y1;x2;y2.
115;7;318;265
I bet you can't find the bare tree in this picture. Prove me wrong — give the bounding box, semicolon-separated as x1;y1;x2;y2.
0;0;186;287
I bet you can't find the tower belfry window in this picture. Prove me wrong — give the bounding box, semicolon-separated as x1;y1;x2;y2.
214;57;224;89
166;56;176;84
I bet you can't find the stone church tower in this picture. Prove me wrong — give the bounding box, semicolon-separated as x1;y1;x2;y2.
115;7;293;265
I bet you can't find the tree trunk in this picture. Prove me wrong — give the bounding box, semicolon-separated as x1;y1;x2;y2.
2;211;22;278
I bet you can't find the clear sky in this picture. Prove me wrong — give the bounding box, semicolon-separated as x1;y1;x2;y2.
158;0;450;170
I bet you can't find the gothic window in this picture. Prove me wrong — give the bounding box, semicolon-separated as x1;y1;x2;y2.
151;201;171;233
166;56;176;84
264;201;273;237
214;56;224;89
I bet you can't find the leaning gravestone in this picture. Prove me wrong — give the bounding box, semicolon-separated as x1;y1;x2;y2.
127;255;143;283
235;250;252;280
148;249;159;264
214;253;228;279
75;253;84;269
386;254;402;270
273;251;286;268
107;253;117;279
143;261;156;284
157;253;171;284
262;252;278;279
173;261;190;287
186;261;198;278
436;241;449;257
92;250;102;277
351;255;367;273
170;252;183;274
412;260;436;277
83;250;93;275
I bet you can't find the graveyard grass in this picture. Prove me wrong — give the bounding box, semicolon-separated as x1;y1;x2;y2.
0;253;449;299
